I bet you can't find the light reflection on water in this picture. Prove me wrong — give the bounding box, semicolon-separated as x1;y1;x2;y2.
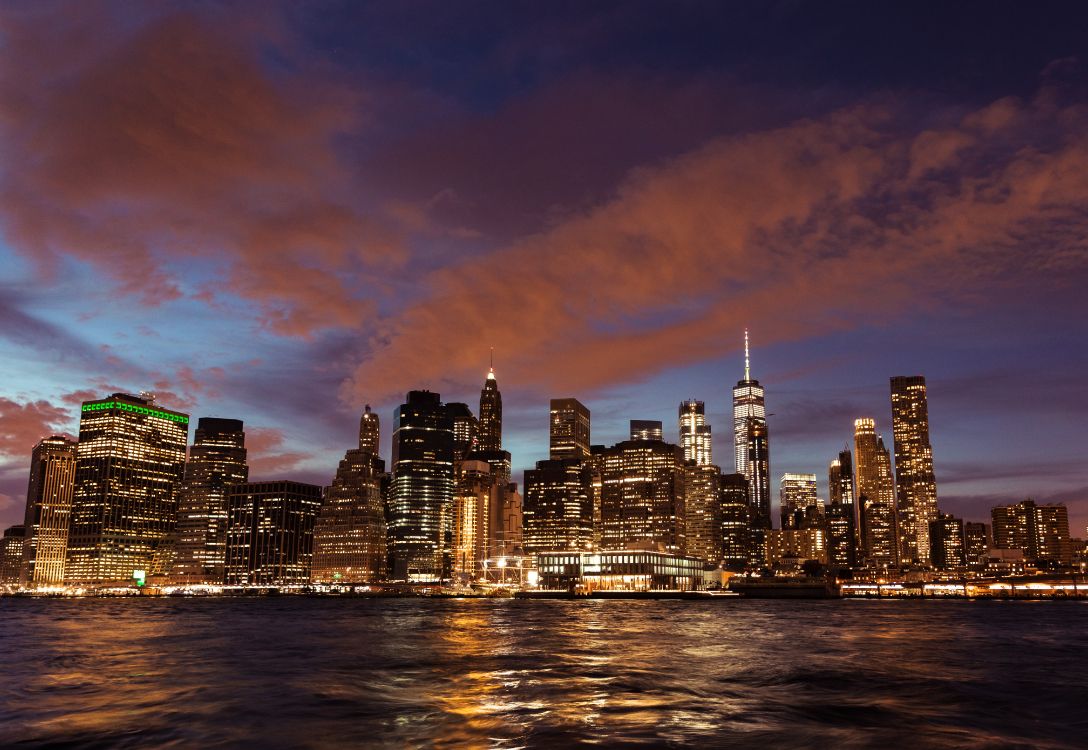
2;598;1086;748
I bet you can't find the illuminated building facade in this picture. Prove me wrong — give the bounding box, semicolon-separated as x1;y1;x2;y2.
779;473;819;530
312;408;388;584
550;398;590;460
451;459;492;580
20;436;77;587
171;418;248;584
535;549;705;591
359;404;380;456
599;436;685;554
991;500;1073;566
489;482;523;562
719;473;750;569
523;458;594;554
0;525;25;584
890;376;940;565
929;514;966;570
826;450;857;569
733;331;771;531
224;481;323;586
765;527;828;568
963;522;990;570
683;463;721;565
447;402;478;462
745;418;771;566
477;365;502;452
629;420;663;441
854;418;899;568
678;400;713;466
65;394;188;584
389;391;455;581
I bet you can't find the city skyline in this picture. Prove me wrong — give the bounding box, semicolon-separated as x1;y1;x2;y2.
1;2;1087;538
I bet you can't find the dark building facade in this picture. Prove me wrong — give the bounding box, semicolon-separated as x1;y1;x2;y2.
171;418;248;584
719;473;750;569
523;458;595;554
66;394;188;584
929;514;966;570
599;436;685;554
477;366;502;452
225;481;323;586
21;436;77;587
0;525;26;584
389;391;455;580
550;398;591;460
826;450;857;570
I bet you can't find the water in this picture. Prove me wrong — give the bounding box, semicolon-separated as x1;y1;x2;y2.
1;598;1085;748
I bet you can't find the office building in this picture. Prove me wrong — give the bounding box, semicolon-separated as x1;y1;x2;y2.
312;408;388;584
991;500;1073;566
779;473;820;530
683;463;722;565
719;473;750;569
359;404;380;456
550;398;591;460
826;450;857;570
678;400;713;466
477;363;502;452
20;436;77;587
854;418;899;567
171;418;248;585
388;391;455;580
964;522;990;570
765;527;828;569
451;459;492;580
599;435;685;554
733;331;771;530
629;420;663;441
0;525;25;584
65;393;188;584
890;376;940;565
447;402;478;462
929;514;966;570
523;458;594;554
224;481;322;586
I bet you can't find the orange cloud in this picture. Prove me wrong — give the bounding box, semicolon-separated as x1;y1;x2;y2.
0;398;73;458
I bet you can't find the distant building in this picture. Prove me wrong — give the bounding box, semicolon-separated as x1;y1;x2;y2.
599;435;685;555
779;473;819;530
854;418;899;568
477;363;503;452
683;463;722;565
171;418;248;585
66;393;188;585
629;420;663;442
451;459;492;581
550;398;591;460
358;404;380;456
523;458;594;554
446;403;478;462
826;450;857;570
719;473;750;569
733;331;771;532
963;522;990;570
312;406;388;584
225;481;323;586
765;527;828;569
745;418;771;565
21;436;77;587
0;525;26;584
890;376;940;565
991;500;1073;566
678;400;713;466
388;391;455;581
929;514;966;570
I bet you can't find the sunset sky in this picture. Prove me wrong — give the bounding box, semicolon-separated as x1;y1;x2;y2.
1;1;1086;533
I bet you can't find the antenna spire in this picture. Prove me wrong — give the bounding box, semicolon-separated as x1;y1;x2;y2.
487;347;495;380
744;329;750;381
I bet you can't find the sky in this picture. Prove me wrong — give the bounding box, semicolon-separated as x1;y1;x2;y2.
1;1;1086;534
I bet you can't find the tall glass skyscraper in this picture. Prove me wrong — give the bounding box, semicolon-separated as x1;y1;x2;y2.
826;450;858;569
225;481;323;586
854;418;899;568
523;458;595;554
733;332;771;530
890;375;939;565
779;472;819;530
599;434;685;554
678;400;713;466
20;435;77;587
549;398;591;460
389;391;455;581
477;364;502;452
65;393;188;584
171;418;248;585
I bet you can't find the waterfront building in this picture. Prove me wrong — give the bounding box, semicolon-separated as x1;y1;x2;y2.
0;525;25;584
826;450;857;570
451;459;492;581
964;522;990;570
890;376;940;565
312;407;388;584
779;473;819;530
535;548;705;591
929;514;966;570
854;418;899;568
171;418;248;585
599;434;686;554
765;527;828;569
991;500;1073;566
683;463;722;565
20;436;77;587
388;391;455;581
550;398;591;460
629;420;663;441
477;363;502;452
733;331;771;531
65;393;188;585
523;458;594;554
719;473;750;569
588;445;605;549
678;400;713;466
224;481;323;586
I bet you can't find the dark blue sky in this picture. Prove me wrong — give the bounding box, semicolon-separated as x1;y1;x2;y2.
1;1;1086;532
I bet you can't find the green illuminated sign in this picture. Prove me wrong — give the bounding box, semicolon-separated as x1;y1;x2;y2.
82;401;189;424
133;569;146;587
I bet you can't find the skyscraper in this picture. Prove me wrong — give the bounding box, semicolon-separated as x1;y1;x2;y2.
629;420;663;441
599;434;685;554
171;418;248;585
523;458;594;554
66;393;188;584
678;400;713;466
991;500;1073;566
854;418;899;568
929;514;966;570
550;398;591;460
451;459;491;581
312;407;388;584
779;473;819;530
389;391;455;580
224;481;323;586
683;463;721;565
0;525;25;585
20;436;77;587
446;402;479;462
719;473;750;569
733;332;771;530
826;450;858;570
477;362;502;452
890;376;940;565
